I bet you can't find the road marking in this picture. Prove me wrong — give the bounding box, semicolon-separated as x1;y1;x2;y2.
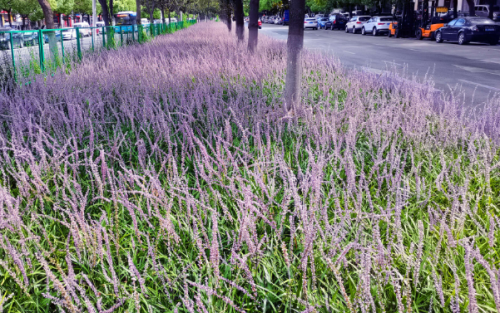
343;50;355;54
454;64;500;76
481;58;500;65
384;61;402;66
458;79;500;92
360;66;385;74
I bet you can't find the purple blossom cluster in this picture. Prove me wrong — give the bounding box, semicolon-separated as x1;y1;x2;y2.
0;21;499;312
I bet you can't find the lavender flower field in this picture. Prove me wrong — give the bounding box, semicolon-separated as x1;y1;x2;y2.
0;21;499;313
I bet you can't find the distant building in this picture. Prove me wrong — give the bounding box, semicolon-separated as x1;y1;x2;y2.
414;0;500;14
0;11;13;27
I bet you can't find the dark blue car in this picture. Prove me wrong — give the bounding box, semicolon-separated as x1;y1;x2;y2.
435;17;499;45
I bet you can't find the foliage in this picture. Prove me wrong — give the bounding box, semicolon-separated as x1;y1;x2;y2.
1;22;500;313
114;0;137;12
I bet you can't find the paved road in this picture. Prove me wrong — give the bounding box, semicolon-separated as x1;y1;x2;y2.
260;23;500;107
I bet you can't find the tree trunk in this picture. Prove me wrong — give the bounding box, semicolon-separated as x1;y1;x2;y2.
161;7;166;23
466;0;475;16
223;0;232;31
98;0;111;26
7;9;12;27
487;0;495;18
36;0;59;62
248;0;259;52
284;0;305;112
109;0;114;25
136;0;142;25
234;0;244;41
452;0;458;18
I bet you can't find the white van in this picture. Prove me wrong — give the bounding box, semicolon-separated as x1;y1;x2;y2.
474;5;500;20
73;22;91;37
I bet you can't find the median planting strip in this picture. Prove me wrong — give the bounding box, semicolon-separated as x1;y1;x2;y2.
0;22;499;312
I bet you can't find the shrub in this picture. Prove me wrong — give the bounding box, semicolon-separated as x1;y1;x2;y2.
0;22;499;313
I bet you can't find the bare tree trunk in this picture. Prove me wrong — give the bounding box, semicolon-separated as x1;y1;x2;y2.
109;0;114;25
7;9;12;27
234;0;244;41
161;6;166;23
98;0;111;26
487;0;495;18
248;0;259;52
36;0;59;63
224;0;232;32
465;0;475;16
284;0;305;112
452;0;458;18
136;0;142;25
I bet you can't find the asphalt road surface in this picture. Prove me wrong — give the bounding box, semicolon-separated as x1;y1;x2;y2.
260;23;500;107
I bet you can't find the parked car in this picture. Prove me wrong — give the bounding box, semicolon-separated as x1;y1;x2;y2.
326;14;347;30
0;27;24;49
73;22;91;37
59;28;77;40
345;15;371;33
274;16;283;24
361;16;392;35
268;16;276;23
435;17;499;45
304;17;319;30
475;5;500;21
43;31;62;43
22;31;39;46
318;17;330;29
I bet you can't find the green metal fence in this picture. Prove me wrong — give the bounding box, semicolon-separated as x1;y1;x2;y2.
0;20;196;82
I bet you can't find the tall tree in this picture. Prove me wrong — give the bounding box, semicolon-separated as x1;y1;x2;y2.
97;0;114;26
247;0;259;51
466;0;475;16
234;0;244;41
36;0;59;61
487;0;494;18
284;0;305;112
13;0;41;29
143;0;156;22
0;0;15;27
73;0;92;23
136;0;142;24
53;0;74;27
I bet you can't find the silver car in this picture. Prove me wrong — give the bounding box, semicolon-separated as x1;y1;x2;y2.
361;16;392;36
345;15;371;33
304;18;318;30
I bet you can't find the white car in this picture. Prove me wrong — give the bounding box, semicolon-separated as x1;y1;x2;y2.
361;16;392;36
60;28;77;40
345;15;371;33
304;18;318;30
73;22;91;36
